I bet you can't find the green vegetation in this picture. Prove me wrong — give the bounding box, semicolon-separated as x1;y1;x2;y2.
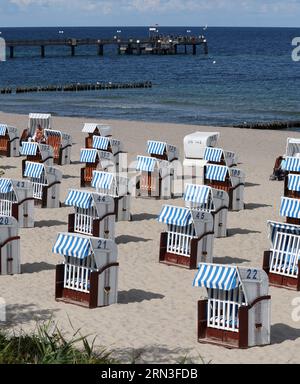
0;322;115;364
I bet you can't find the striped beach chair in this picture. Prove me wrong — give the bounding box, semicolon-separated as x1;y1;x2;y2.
0;178;34;228
203;147;237;168
80;148;116;187
0;124;19;157
158;205;214;269
263;221;300;290
92;136;126;173
0;215;21;275
280;196;300;225
65;189;115;239
135;155;174;199
281;156;300;176
286;138;300;158
27;113;52;137
44;129;72;165
82;123;112;149
92;171;131;222
23;161;62;208
20;142;54;174
53;233;118;308
271;139;300;180
194;263;271;348
184;183;229;238
204;164;245;211
147;140;179;162
284;173;300;199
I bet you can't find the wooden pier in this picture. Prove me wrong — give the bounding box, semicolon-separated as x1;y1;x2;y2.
6;35;208;58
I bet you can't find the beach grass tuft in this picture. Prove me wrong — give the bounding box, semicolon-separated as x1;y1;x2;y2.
0;321;116;364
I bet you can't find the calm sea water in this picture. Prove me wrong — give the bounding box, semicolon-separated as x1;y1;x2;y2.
0;26;299;127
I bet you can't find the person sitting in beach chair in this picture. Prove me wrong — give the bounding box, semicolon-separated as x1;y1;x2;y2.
32;125;46;144
270;156;286;181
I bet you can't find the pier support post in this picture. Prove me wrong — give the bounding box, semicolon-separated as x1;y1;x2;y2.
71;45;76;56
9;46;14;59
137;44;141;55
98;44;103;56
117;45;121;55
41;45;45;58
174;44;178;55
204;42;208;55
184;45;187;54
193;45;197;55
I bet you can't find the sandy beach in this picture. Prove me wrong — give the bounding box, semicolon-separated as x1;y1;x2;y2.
0;110;300;364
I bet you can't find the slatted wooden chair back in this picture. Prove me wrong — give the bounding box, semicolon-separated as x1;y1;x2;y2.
140;173;158;195
0;134;9;153
270;231;300;279
84;163;99;184
46;135;61;160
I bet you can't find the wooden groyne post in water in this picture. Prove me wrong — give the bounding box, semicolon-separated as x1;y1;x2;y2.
0;81;153;95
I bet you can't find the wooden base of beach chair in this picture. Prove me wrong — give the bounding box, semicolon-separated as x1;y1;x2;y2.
197;299;271;349
263;250;300;291
55;263;119;309
159;232;209;270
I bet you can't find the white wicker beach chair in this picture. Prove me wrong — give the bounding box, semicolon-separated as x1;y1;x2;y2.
65;189;115;239
184;183;229;238
158;205;214;269
194;263;271;348
53;233;118;308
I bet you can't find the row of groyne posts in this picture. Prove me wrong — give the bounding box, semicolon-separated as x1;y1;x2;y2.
0;81;152;94
6;35;208;58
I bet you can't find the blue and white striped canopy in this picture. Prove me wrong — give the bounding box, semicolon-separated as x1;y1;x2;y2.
92;171;114;190
21;142;38;156
0;178;12;194
0;124;8;136
268;221;300;243
158;205;193;227
65;189;93;209
53;233;91;259
92;136;109;150
184;184;210;204
204;147;223;163
147;141;166;156
80;149;98;163
282;157;300;173
193;263;240;291
205;164;228;181
280;197;300;219
288;174;300;192
136;156;157;172
24;162;45;179
44;129;61;138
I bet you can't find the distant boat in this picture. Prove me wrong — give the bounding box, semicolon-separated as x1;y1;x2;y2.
203;25;208;31
59;30;64;34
